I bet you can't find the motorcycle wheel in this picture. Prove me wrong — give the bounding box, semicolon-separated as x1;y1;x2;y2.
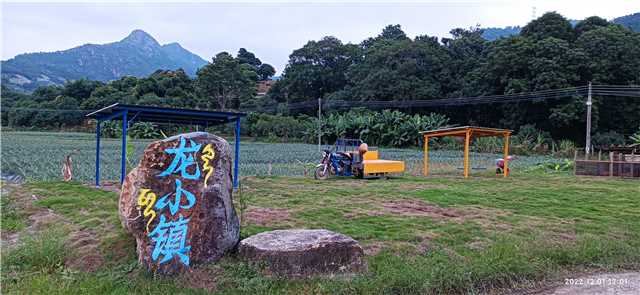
314;166;329;180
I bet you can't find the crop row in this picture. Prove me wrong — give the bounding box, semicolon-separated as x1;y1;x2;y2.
1;132;552;182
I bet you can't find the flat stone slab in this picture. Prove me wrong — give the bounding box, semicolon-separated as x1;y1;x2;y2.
239;229;365;277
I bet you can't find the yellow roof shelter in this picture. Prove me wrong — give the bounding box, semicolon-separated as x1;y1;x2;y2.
420;126;512;178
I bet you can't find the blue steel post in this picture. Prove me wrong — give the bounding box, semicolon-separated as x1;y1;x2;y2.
95;120;101;187
121;111;128;184
234;116;241;188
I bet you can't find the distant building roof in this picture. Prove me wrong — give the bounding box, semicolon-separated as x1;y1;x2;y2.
420;126;512;137
256;80;275;96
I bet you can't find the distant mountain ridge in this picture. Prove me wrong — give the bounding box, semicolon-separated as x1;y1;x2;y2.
481;12;640;40
1;30;208;92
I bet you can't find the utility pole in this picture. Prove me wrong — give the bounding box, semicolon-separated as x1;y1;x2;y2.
532;6;537;20
318;97;322;152
585;82;592;155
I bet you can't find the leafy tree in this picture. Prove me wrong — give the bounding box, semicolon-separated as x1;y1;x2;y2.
237;48;262;67
32;86;63;103
277;36;361;102
361;24;411;48
196;52;258;111
257;64;276;80
134;77;161;97
574;16;610;36
576;25;640;84
441;26;488;96
62;79;103;102
576;25;640;136
521;12;574;41
344;35;451;102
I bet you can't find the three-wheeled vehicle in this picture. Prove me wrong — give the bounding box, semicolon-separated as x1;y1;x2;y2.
314;138;405;180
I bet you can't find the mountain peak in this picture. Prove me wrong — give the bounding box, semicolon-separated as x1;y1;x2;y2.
162;42;183;49
121;29;160;48
1;29;207;92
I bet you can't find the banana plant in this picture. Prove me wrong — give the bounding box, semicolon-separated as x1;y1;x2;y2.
630;127;640;144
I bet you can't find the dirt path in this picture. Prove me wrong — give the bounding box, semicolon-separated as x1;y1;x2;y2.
1;182;105;272
1;183;66;250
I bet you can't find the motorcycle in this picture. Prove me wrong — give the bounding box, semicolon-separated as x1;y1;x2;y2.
314;149;354;180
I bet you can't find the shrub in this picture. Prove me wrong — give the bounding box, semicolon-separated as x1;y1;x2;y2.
242;109;450;147
128;122;161;139
323;108;449;147
512;124;551;155
474;137;503;153
592;131;625;148
553;139;576;158
100;121;121;138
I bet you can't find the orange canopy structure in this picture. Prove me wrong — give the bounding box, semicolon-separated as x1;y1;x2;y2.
420;126;512;178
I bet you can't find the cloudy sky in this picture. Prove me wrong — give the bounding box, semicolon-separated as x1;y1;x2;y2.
2;1;638;74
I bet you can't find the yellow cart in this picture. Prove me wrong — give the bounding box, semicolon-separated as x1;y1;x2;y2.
355;150;405;178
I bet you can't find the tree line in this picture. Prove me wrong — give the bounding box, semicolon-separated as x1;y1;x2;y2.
2;12;639;148
267;12;640;144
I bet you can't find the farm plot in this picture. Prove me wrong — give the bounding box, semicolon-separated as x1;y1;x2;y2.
1;131;553;182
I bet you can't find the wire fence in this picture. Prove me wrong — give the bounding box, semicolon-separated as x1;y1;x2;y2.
573;150;640;178
1;131;555;183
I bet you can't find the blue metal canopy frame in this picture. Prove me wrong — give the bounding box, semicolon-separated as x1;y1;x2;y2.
86;103;246;188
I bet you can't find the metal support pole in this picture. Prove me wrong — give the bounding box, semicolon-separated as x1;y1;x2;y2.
120;111;128;184
233;116;241;188
95;120;101;187
503;133;510;177
463;130;471;178
573;150;578;175
585;82;592;155
318;97;322;152
423;136;429;176
609;152;614;177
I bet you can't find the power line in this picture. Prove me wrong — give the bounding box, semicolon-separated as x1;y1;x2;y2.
245;86;592;112
2;107;87;113
3;84;639;114
254;89;581;111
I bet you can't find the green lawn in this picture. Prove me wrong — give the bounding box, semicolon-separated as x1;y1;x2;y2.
2;173;639;294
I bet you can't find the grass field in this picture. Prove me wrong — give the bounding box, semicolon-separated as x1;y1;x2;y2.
2;173;639;294
1;131;555;182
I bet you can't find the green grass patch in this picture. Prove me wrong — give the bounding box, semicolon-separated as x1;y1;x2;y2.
1;194;27;232
4;174;640;294
3;227;68;273
27;181;119;230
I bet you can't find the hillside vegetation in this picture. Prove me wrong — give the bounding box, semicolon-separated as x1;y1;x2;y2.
481;12;640;40
1;30;207;92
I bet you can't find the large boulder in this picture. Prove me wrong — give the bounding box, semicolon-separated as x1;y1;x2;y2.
239;229;365;277
119;132;240;274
